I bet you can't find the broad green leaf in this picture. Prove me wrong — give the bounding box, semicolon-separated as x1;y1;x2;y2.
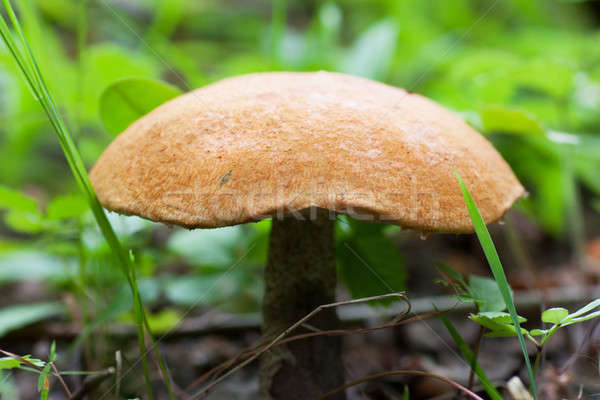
476;311;526;324
340;18;399;80
4;209;44;233
167;226;243;268
541;307;569;324
145;309;181;334
470;314;528;337
493;135;566;234
46;195;88;220
147;0;186;38
0;302;64;338
479;105;544;135
99;77;182;135
0;185;38;213
514;58;576;98
82;44;158;119
337;219;405;304
163;274;231;306
468;275;506;312
34;0;78;27
0;251;71;282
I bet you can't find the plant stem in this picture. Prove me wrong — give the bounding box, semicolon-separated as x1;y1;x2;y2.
260;209;345;400
468;325;485;392
532;345;543;379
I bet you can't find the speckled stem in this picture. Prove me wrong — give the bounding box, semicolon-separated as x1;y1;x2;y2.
259;210;345;400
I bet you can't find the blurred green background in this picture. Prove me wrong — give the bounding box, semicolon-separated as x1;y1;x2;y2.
1;0;600;359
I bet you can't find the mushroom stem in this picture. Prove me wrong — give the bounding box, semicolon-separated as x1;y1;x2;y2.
260;209;345;400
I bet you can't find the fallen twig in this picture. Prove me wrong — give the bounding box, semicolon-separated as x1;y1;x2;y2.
68;368;115;400
189;292;411;398
317;369;485;400
5;285;599;341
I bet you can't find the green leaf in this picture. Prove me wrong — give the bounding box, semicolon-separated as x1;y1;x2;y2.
48;341;56;363
468;275;507;312
145;309;181;334
514;58;576;98
81;44;158;119
163;274;231;306
0;185;38;213
479;105;544;135
0;251;71;282
99;77;181;135
456;172;537;397
565;299;600;320
470;314;528;337
0;302;64;338
4;209;44;233
46;195;88;220
562;310;600;326
492;135;566;234
337;220;405;304
0;358;21;370
340;18;399;80
0;355;45;370
541;307;569;324
477;311;527;324
167;226;244;268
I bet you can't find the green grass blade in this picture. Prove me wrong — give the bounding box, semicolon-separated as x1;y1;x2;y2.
0;2;176;398
438;311;503;400
455;171;537;398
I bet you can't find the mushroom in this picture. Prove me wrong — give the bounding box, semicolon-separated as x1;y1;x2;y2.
90;71;524;399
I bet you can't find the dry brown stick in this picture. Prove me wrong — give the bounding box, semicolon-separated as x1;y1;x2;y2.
115;350;122;400
68;368;115;400
185;307;447;393
467;325;485;392
0;349;72;397
189;292;410;399
317;370;485;400
51;362;72;397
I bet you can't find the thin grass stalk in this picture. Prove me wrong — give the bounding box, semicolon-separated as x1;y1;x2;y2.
455;171;537;398
0;2;175;398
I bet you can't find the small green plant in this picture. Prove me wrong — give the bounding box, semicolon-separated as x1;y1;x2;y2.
0;342;55;400
439;265;600;380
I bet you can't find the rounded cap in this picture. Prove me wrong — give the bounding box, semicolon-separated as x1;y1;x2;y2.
90;71;524;233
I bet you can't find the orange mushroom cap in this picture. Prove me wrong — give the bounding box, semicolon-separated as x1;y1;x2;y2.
90;71;524;233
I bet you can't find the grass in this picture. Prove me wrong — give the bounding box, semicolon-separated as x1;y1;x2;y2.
0;1;174;398
456;171;538;398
